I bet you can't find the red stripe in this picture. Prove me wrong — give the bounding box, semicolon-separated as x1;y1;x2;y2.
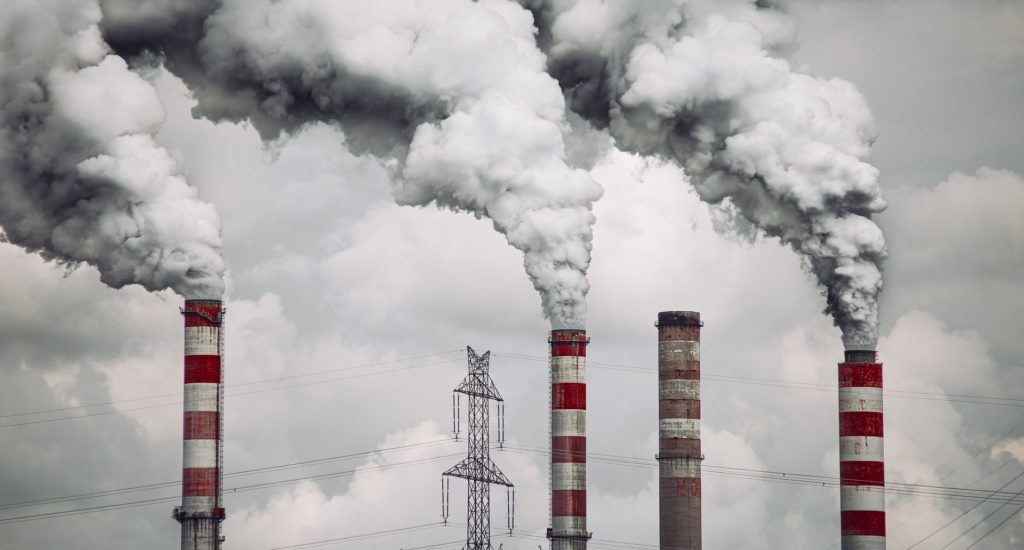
551;343;587;357
552;436;586;463
660;398;700;419
551;490;586;517
185;356;221;384
660;438;701;456
840;412;884;437
840;461;885;486
839;363;882;388
183;301;222;327
659;365;699;380
658;326;700;342
841;510;886;537
182;468;217;496
183;411;219;440
183;316;218;328
552;383;586;410
659;477;701;497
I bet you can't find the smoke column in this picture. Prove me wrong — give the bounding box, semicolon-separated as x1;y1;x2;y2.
0;0;225;299
98;0;603;329
526;0;887;347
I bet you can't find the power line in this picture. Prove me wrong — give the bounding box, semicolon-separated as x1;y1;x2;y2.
266;522;445;549
491;352;1024;408
8;437;1024;527
398;540;465;550
0;354;464;429
905;466;1024;548
4;346;1021;532
909;467;1024;544
498;443;1024;506
0;351;463;421
0;438;454;511
962;506;1024;549
503;528;657;549
0;451;463;525
6;347;1021;429
937;475;1024;549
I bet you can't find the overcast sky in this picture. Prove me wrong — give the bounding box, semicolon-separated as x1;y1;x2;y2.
1;1;1023;549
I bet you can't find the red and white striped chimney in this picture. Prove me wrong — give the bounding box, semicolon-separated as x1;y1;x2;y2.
548;329;591;550
839;349;885;549
174;299;226;550
656;311;702;550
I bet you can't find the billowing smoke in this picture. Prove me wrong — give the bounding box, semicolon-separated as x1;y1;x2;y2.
98;0;603;329
96;0;598;327
0;0;225;299
527;0;887;348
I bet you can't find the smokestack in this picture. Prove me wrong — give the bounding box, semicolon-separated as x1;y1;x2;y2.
174;300;226;550
656;312;702;550
548;329;591;549
839;349;885;549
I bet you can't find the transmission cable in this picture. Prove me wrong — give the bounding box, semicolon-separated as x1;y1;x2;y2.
937;475;1024;549
0;438;454;511
498;443;1024;506
962;506;1024;549
491;352;1024;408
0;451;462;525
907;468;1024;548
0;355;464;429
0;350;464;421
266;522;445;549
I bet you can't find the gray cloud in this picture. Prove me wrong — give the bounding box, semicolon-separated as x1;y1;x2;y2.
878;167;1024;367
1;2;1023;549
783;0;1024;188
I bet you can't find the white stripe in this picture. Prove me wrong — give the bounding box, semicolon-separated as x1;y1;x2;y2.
184;384;219;413
660;457;700;478
551;539;586;550
659;379;700;400
179;521;220;547
552;463;587;491
551;517;586;532
181;496;216;512
551;356;586;383
839;387;883;413
183;440;218;468
658;340;700;361
552;410;586;437
185;327;220;356
840;436;885;462
660;418;700;439
841;535;886;550
841;485;885;512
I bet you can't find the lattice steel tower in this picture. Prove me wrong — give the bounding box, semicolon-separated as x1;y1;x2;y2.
442;347;515;550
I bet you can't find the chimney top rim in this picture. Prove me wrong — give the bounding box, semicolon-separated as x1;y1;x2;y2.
657;311;702;327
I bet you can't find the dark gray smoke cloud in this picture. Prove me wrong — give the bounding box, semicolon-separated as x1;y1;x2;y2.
527;0;887;348
99;0;603;329
0;0;225;299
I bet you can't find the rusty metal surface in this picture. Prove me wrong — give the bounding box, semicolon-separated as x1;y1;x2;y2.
657;312;701;550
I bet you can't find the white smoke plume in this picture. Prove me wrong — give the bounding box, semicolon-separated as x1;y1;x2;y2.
99;0;603;329
0;0;225;299
526;0;887;348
